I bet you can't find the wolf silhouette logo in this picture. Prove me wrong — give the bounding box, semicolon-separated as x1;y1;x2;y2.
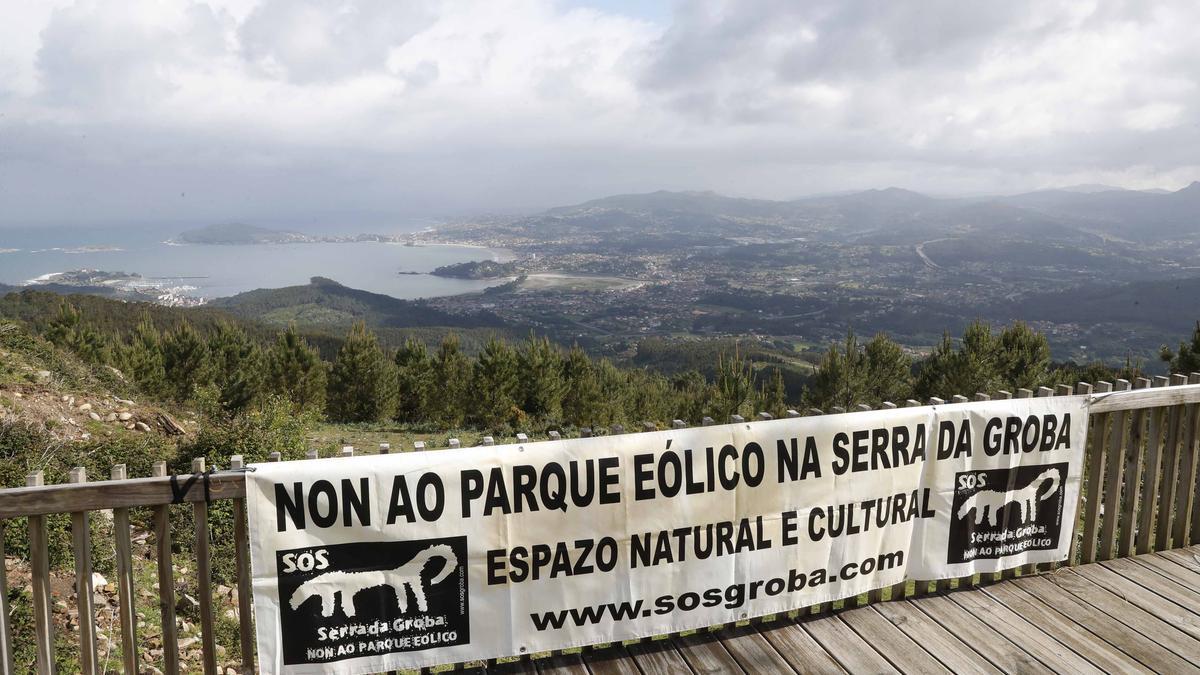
289;543;458;618
956;468;1060;526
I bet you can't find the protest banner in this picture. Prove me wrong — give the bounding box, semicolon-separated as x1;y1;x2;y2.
246;395;1087;674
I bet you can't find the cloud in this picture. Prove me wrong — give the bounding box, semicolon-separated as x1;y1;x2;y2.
0;0;1197;226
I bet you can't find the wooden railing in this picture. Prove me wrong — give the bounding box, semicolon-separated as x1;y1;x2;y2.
0;374;1197;674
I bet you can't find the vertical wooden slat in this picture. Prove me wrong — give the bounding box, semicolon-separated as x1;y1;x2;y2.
27;471;55;675
1067;382;1096;566
1178;373;1200;546
111;465;138;674
68;467;99;675
1118;377;1152;558
1078;382;1107;564
192;458;217;675
1155;374;1188;550
152;462;180;675
928;397;953;594
230;456;255;674
0;521;14;675
1098;379;1131;560
1135;376;1170;554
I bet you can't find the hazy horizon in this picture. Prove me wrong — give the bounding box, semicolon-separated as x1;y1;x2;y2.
3;0;1199;228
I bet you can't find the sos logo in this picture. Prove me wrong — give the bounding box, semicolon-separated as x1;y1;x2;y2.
957;472;988;491
281;549;329;574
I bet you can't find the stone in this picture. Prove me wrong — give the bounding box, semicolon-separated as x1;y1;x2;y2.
135;422;151;432
92;572;108;589
36;370;51;381
78;403;92;411
118;412;134;421
104;413;118;422
89;412;101;421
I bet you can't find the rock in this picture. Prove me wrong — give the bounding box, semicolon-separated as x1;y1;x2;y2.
12;392;21;398
125;423;136;430
135;422;151;433
105;413;118;422
118;412;134;421
178;637;198;650
114;396;135;406
89;412;101;421
61;395;71;403
92;572;108;589
36;370;51;381
78;403;92;411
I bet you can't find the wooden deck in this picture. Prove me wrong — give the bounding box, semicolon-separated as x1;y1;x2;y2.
494;546;1200;674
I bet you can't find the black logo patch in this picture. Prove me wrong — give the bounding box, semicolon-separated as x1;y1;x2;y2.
947;463;1066;564
277;537;469;665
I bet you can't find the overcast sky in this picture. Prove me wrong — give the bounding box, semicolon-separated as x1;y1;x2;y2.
2;0;1198;228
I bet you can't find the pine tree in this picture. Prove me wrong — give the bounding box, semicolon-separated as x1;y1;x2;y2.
472;338;521;430
124;317;166;398
44;301;108;363
265;324;328;413
561;345;602;427
671;370;713;424
996;321;1050;391
208;322;263;414
517;333;565;425
161;322;212;402
326;322;398;423
915;322;998;399
755;366;788;418
807;331;911;409
394;337;433;423
1166;322;1200;374
431;333;472;428
713;347;754;421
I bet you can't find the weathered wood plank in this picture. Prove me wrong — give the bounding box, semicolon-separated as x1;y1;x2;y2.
1078;382;1108;564
916;594;1059;675
1154;375;1189;550
1156;546;1200;574
1108;558;1200;620
192;458;218;675
533;651;588;674
1176;388;1200;546
625;638;693;675
0;470;245;519
1054;565;1200;645
68;468;99;675
110;465;139;675
0;522;12;675
1089;383;1200;413
976;581;1148;674
1012;575;1200;672
1135;377;1170;555
230;456;255;674
675;630;746;673
27;471;55;675
1098;379;1131;560
581;645;640;675
840;604;951;674
717;623;797;673
801;615;899;674
756;619;846;674
1082;560;1200;620
152;462;180;675
489;657;538;674
873;601;1003;674
1118;378;1153;558
1130;548;1200;584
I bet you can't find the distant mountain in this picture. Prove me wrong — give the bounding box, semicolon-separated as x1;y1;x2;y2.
209;276;505;329
997;182;1200;239
178;223;310;245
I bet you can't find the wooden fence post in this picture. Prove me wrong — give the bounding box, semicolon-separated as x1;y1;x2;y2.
1118;377;1153;558
1185;373;1200;545
1098;379;1130;560
1155;374;1189;550
230;456;255;674
111;464;139;674
1136;376;1170;555
27;471;55;675
0;519;11;675
192;458;217;675
68;467;99;675
152;461;180;675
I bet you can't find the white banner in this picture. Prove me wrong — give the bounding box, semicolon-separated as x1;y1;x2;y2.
246;395;1088;674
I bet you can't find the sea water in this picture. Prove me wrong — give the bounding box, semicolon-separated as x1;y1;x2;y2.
0;224;506;300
